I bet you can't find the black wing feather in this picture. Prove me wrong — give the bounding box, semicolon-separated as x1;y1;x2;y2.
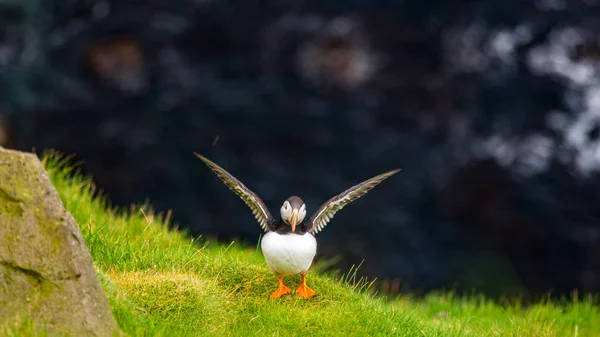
194;152;275;231
308;169;401;234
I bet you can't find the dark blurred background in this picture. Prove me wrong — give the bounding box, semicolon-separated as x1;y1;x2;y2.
2;0;600;300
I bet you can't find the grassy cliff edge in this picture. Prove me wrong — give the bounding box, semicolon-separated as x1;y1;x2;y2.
2;152;599;336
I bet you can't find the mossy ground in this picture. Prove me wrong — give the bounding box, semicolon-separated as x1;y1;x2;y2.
2;151;600;336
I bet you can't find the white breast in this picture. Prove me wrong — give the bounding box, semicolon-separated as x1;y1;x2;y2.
260;231;317;276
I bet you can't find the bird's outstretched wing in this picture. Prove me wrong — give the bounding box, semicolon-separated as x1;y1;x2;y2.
194;152;274;231
308;169;401;234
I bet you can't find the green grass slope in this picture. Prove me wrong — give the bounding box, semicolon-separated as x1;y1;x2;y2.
3;152;600;336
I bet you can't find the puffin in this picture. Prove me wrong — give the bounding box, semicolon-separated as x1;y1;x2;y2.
194;152;400;299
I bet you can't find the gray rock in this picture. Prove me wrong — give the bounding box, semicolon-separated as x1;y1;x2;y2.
0;147;120;336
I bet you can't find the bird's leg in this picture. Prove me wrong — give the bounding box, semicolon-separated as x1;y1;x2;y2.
296;273;316;299
269;275;291;299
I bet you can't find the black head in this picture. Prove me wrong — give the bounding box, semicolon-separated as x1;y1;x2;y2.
280;196;307;232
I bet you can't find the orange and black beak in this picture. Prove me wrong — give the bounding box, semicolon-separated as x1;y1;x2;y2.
288;210;298;232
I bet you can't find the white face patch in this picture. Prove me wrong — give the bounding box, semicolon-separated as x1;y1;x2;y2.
280;200;292;220
298;203;307;223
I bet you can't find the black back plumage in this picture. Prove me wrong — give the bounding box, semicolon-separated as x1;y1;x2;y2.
271;217;310;234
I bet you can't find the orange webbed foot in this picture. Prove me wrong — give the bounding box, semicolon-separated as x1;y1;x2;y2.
270;275;291;299
270;284;291;299
296;283;316;299
296;274;316;299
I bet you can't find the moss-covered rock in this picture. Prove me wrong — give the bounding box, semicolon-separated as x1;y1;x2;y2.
0;147;120;336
